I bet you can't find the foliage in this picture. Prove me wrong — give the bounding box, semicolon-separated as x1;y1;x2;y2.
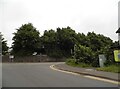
12;23;41;56
74;44;94;64
41;29;60;57
0;33;8;55
56;27;77;57
66;59;92;68
66;59;120;73
68;32;115;67
76;33;88;46
10;23;116;66
41;27;77;58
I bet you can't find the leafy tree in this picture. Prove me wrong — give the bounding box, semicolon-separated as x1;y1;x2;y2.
87;32;113;51
87;32;101;51
0;33;8;55
12;23;41;56
11;23;116;65
41;29;60;57
41;27;77;58
75;33;87;46
71;31;114;67
86;32;114;66
111;41;119;49
56;27;77;57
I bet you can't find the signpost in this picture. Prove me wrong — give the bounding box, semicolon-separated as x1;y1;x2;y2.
9;55;14;62
99;54;106;67
114;50;120;62
114;2;120;63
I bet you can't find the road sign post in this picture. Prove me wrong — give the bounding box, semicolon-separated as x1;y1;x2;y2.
114;50;120;62
99;54;106;67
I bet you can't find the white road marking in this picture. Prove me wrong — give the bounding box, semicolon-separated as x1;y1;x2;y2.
84;75;120;85
50;65;79;76
50;64;120;85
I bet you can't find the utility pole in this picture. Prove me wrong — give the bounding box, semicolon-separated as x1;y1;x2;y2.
114;1;120;62
116;28;120;45
74;44;76;59
117;1;120;45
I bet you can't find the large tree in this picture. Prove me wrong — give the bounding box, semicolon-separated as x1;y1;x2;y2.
56;27;77;57
12;23;41;56
0;33;8;55
72;31;114;66
86;32;113;52
41;29;62;58
41;26;77;58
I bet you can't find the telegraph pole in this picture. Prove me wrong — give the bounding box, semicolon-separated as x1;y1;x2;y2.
116;28;120;45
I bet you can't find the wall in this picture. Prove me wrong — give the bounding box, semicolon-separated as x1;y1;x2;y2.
2;55;65;62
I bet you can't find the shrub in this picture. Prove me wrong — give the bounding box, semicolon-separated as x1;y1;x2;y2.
74;45;94;64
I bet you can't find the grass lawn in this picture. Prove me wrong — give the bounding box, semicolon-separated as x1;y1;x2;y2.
96;64;120;73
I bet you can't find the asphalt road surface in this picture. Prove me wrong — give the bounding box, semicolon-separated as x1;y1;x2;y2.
2;63;118;87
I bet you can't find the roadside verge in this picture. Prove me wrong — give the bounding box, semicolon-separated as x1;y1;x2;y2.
52;63;120;82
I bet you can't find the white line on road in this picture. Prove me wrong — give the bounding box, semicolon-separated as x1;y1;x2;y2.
50;65;80;76
84;75;119;85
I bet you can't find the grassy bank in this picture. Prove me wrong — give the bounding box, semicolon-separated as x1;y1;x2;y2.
66;59;92;68
66;59;120;73
96;64;120;73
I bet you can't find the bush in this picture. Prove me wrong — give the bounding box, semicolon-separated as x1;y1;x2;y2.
74;45;94;65
66;59;76;64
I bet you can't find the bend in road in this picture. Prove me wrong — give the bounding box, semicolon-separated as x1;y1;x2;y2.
2;63;118;87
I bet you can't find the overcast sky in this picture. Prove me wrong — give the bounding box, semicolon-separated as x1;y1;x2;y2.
0;0;119;47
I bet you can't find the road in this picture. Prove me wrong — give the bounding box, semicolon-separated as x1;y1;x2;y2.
2;63;118;87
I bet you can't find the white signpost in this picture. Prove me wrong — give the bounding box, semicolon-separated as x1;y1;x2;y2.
99;54;106;67
118;1;120;45
9;55;14;62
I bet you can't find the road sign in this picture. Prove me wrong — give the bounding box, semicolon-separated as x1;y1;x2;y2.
114;50;120;62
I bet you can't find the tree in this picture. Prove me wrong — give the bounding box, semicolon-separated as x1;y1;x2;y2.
0;33;8;55
40;26;77;58
87;32;113;52
70;31;114;67
41;29;60;57
12;23;41;56
56;27;77;57
85;32;114;66
75;33;88;46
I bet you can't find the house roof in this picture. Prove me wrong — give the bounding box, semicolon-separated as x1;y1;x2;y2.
116;28;120;33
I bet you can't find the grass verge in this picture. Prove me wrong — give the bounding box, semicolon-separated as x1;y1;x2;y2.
96;64;120;73
66;59;120;73
66;59;92;68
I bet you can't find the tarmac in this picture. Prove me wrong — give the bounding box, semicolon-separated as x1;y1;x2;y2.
54;63;120;82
